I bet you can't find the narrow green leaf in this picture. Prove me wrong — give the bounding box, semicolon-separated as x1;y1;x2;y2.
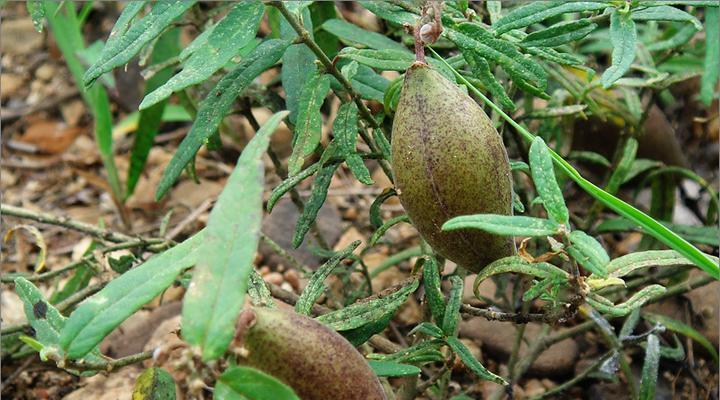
522;19;597;47
155;39;290;200
341;310;395;346
27;0;45;32
368;360;421;377
288;70;331;176
215;366;300;400
631;5;702;30
523;46;584;66
449;23;548;96
639;334;660;400
566;150;611;167
247;268;275;308
60;230;206;359
529;137;569;224
359;1;416;26
317;279;419;331
601;11;638;88
409;322;445;339
567;231;610;278
127;28;181;197
427;49;720;279
443;214;561;237
322;19;409;52
442;276;463;337
474;256;568;297
182;111;288;361
463;51;515;110
333;102;373;184
267;163;320;213
423;257;446;325
378;339;446;364
132;367;177;400
644;313;719;363
647;23;698;52
607;250;718;278
83;0;195;87
310;2;340;57
446;336;507;384
587;285;667;316
373;127;392;161
369;215;410;246
139;1;265;109
622;158;663;184
339;48;454;81
281;6;316;124
493;1;608;35
295;241;361;315
292;163;338;248
700;6;719;106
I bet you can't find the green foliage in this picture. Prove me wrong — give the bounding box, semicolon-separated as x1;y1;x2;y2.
215;366;300;400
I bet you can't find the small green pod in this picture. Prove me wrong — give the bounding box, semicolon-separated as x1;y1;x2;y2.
391;62;514;272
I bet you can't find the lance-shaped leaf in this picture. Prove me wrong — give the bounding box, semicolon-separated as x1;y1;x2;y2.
521;19;597;47
587;284;667;317
287;69;330;176
182;111;289;361
215;366;300;400
463;50;515;110
474;256;568;298
447;336;507;384
295;241;361;315
83;0;195;87
247;268;275;308
567;231;610;278
700;6;719;106
334;102;374;185
443;214;561;237
27;0;45;32
448;23;547;97
155;39;290;200
317;279;419;331
359;1;416;26
409;322;445;339
368;361;421;377
441;275;463;337
607;250;717;278
493;1;608;35
423;257;446;325
601;10;637;88
60;230;206;359
529;137;569;225
281;5;316;124
292;163;338;248
267;163;321;213
631;5;702;30
369;188;397;228
376;339;446;364
139;1;264;109
644;313;718;363
638;334;660;400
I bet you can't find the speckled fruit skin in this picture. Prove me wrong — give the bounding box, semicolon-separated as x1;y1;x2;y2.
391;62;514;272
241;307;385;400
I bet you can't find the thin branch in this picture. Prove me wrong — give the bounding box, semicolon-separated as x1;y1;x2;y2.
66;350;153;372
268;1;394;183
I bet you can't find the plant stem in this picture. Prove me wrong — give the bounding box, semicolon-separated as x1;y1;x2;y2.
66;350;153;372
1;204;135;243
269;1;394;183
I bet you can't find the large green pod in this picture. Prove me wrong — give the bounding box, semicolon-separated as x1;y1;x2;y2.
239;307;385;400
391;62;514;272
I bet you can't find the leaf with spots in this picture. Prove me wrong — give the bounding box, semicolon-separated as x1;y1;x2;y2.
292;163;339;248
132;367;177;400
139;1;264;109
601;10;637;88
443;214;561;237
288;69;331;176
182;111;289;361
155;39;291;200
83;0;194;87
60;230;207;359
529;137;569;225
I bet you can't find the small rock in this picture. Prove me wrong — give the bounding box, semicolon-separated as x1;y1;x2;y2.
35;63;55;81
61;99;85;127
0;19;44;55
283;269;300;291
263;272;284;286
524;379;545;397
0;73;25;100
1;290;26;326
334;227;366;253
459;318;579;377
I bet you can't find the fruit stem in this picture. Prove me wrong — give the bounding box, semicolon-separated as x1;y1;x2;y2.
413;21;427;64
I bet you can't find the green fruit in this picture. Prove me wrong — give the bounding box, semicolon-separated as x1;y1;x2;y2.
239;307;385;400
391;62;514;272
